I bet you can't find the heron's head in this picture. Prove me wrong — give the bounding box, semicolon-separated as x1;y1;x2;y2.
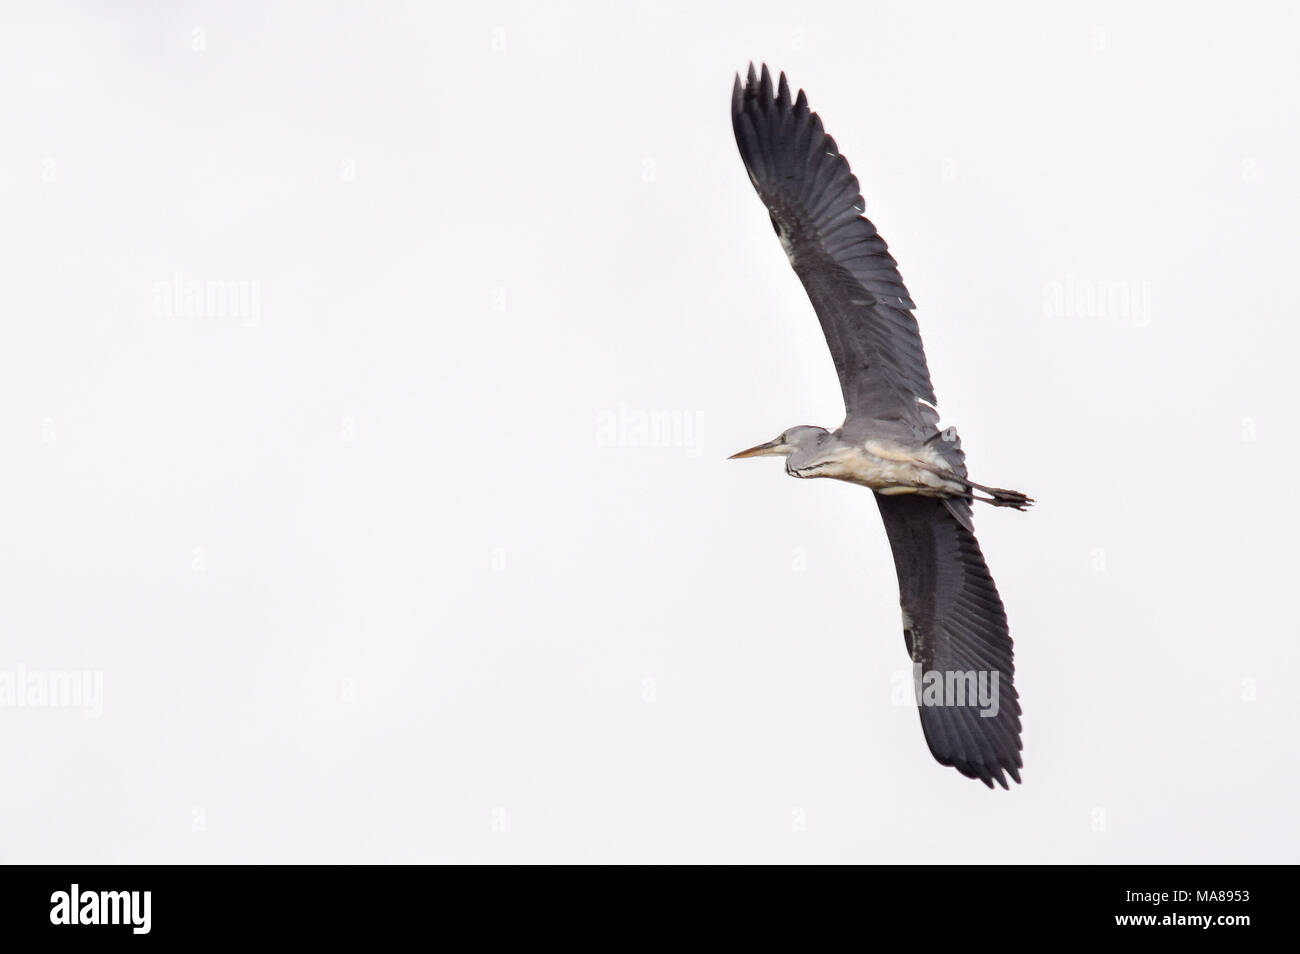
728;425;837;477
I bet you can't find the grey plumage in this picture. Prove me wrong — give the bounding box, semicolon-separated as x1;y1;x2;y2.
875;495;1021;787
729;64;1029;788
731;64;934;441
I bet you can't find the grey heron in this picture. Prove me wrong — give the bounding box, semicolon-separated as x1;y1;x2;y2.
729;64;1032;789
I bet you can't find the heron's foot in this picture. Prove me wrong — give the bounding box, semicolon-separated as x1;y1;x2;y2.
972;486;1033;510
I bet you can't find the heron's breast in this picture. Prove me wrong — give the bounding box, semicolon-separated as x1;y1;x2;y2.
820;441;962;495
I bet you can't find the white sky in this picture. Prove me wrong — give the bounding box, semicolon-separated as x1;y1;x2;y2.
2;0;1297;862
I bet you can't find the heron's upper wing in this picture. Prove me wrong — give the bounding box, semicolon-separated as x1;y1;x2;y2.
732;64;938;436
874;494;1022;788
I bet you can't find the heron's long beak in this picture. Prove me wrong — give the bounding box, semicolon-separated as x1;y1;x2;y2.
728;438;787;459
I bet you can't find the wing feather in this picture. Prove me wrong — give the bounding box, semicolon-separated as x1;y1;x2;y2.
875;494;1023;788
732;65;939;438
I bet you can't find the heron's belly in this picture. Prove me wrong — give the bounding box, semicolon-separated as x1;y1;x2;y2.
816;440;964;496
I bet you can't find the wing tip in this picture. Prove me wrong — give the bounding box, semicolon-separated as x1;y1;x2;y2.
945;751;1024;790
733;62;799;118
918;697;1024;789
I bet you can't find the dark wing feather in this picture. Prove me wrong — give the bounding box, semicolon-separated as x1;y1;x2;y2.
875;494;1023;788
732;64;939;437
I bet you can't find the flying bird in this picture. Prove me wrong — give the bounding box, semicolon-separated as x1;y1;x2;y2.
729;64;1031;788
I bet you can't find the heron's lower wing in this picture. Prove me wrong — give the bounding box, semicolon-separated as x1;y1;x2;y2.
732;64;938;433
874;494;1023;788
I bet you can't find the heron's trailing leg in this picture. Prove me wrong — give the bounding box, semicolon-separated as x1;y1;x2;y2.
911;460;1033;510
966;482;1033;510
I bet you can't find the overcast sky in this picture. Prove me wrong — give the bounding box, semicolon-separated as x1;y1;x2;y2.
3;0;1297;862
